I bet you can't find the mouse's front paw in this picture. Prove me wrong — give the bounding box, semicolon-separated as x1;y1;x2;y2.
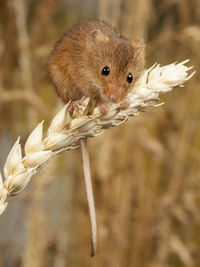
69;97;87;115
119;97;131;110
97;98;110;114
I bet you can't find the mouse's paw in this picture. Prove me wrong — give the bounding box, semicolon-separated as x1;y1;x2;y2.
97;98;110;114
69;97;87;115
119;97;131;110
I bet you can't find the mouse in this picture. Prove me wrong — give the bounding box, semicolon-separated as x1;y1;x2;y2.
48;20;145;257
48;20;145;114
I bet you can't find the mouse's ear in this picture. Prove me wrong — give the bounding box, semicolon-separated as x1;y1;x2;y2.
131;39;145;59
131;39;145;50
86;29;109;50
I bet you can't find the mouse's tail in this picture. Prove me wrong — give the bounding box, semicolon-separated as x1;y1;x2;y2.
80;138;97;257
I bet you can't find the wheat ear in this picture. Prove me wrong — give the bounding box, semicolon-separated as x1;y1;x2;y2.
0;60;195;216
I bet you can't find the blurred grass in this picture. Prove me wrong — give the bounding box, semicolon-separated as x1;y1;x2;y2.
0;0;200;266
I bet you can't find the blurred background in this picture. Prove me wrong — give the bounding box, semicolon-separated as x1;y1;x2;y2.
0;0;200;266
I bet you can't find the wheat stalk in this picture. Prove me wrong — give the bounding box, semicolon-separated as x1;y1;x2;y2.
0;60;195;215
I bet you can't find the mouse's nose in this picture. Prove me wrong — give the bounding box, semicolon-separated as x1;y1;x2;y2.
109;93;118;103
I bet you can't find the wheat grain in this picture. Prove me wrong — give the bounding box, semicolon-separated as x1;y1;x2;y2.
0;60;195;215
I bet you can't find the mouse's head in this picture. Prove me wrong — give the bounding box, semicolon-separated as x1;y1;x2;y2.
86;30;145;103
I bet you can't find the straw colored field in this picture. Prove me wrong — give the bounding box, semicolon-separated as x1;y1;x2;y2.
0;0;200;266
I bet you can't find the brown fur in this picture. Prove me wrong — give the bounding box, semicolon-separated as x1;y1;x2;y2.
48;20;145;104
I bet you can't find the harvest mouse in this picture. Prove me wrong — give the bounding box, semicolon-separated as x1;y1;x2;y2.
48;20;144;113
48;20;145;257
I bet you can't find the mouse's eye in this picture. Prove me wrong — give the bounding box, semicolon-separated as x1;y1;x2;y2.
127;73;133;83
101;66;110;76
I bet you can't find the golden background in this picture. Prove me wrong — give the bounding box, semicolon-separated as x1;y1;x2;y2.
0;0;200;266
